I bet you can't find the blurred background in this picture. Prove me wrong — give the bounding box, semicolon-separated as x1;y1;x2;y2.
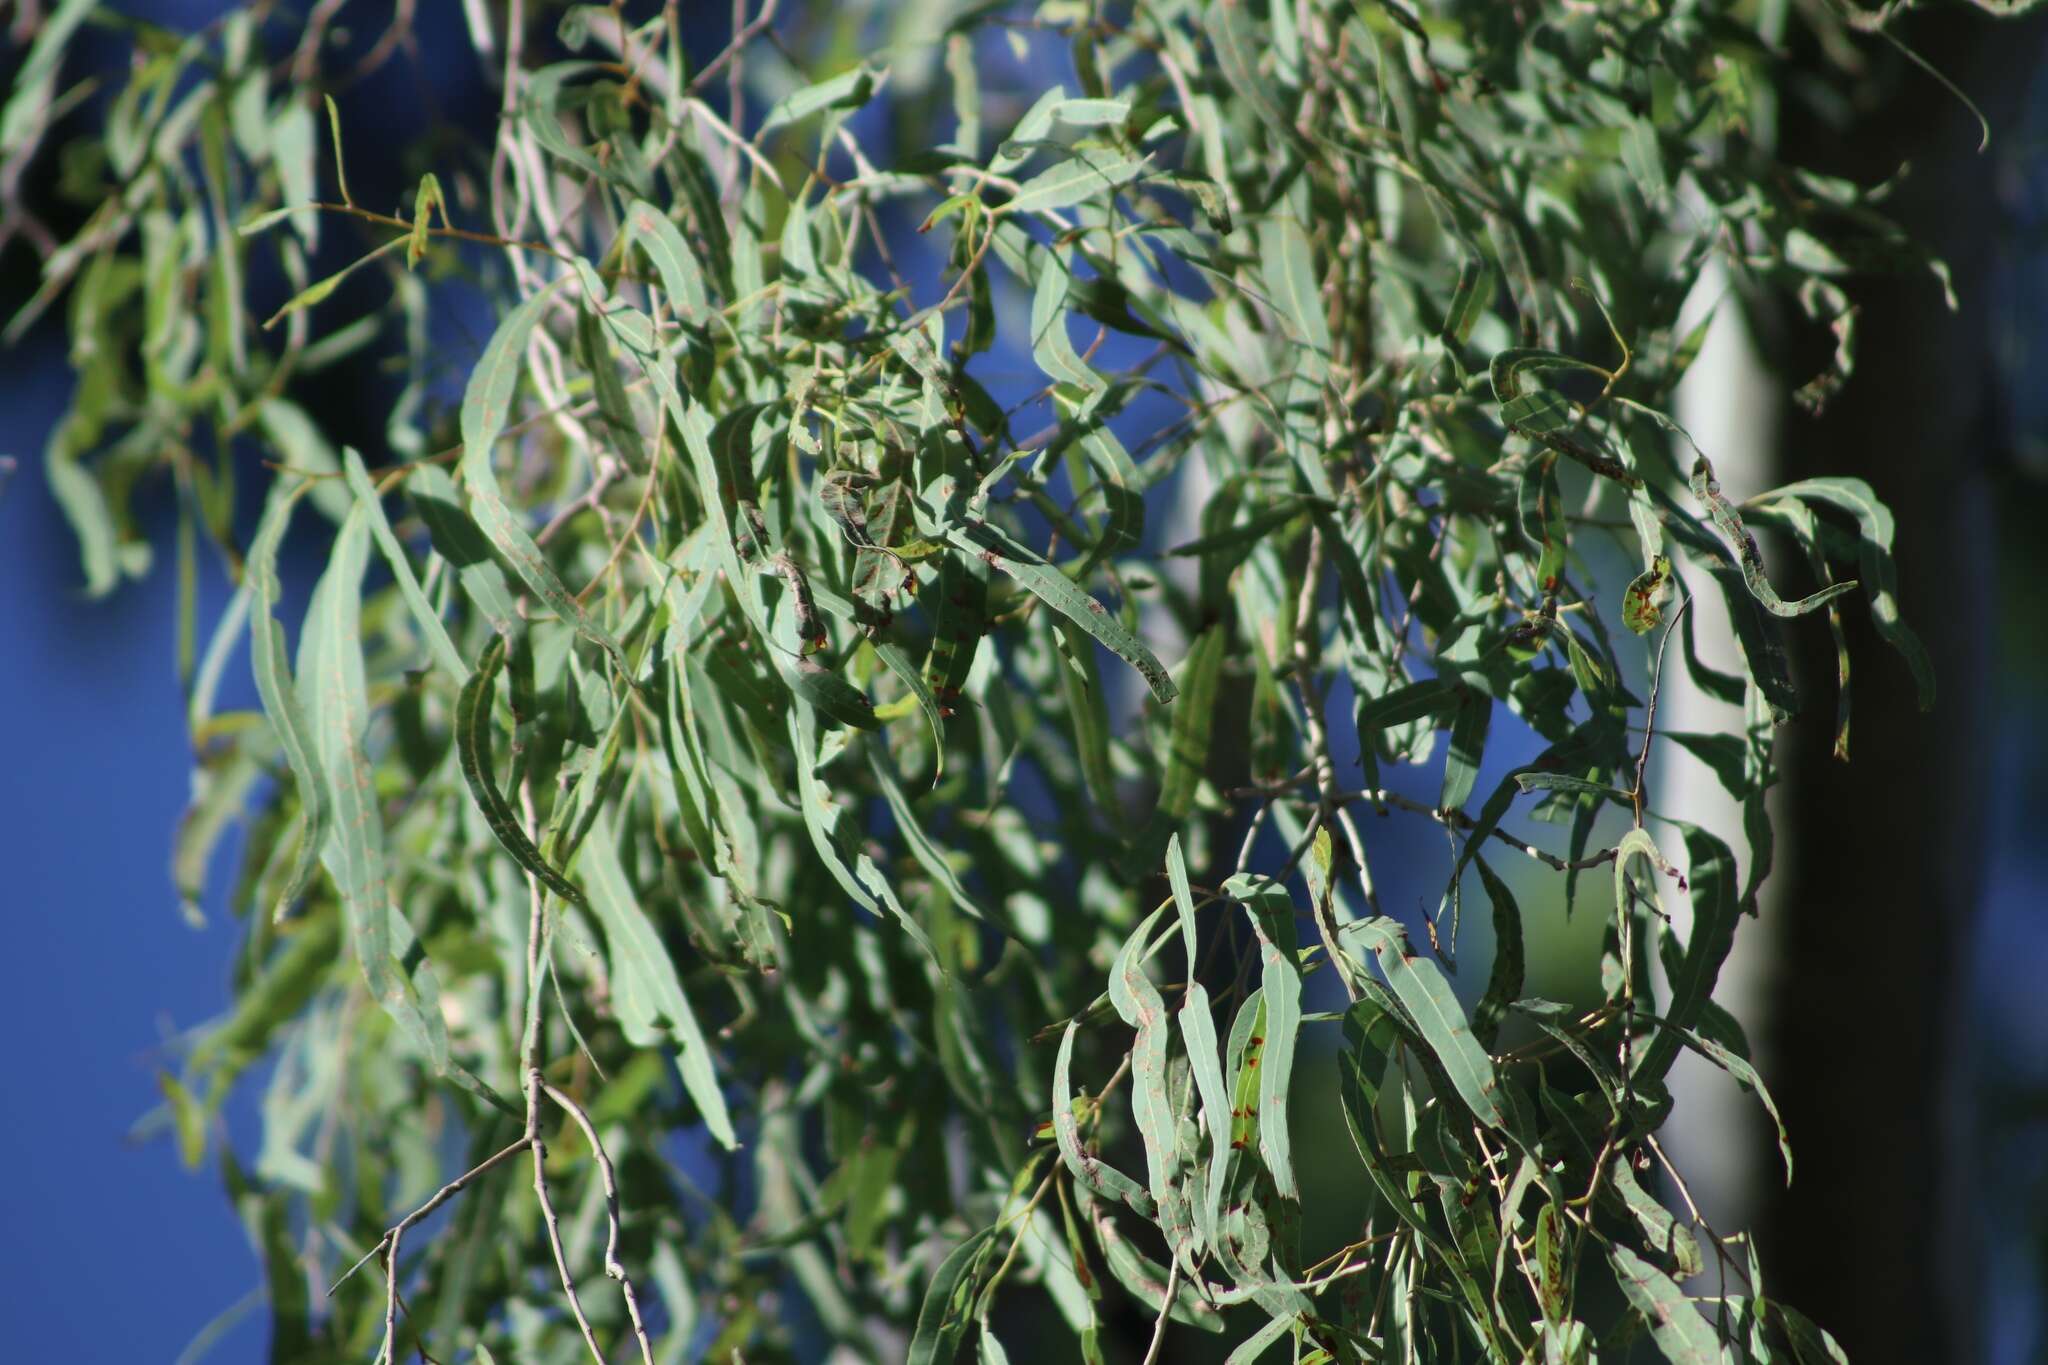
4;3;2048;1361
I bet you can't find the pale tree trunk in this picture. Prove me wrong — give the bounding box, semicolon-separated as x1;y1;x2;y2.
1657;256;1784;1246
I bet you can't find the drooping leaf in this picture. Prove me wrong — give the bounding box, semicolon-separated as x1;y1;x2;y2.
580;809;736;1148
943;518;1177;703
1691;456;1859;619
1345;917;1513;1134
459;285;626;671
455;635;587;906
759;65;882;136
1223;875;1303;1200
1004;150;1151;216
342;449;467;683
1753;477;1936;709
1607;1243;1724;1364
245;486;330;920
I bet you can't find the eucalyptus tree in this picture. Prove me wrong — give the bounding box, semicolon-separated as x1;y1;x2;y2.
8;1;2013;1360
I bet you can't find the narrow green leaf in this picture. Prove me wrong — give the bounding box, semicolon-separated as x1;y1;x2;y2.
785;706;880;915
341;449;468;683
1003;150;1150;216
783;656;880;730
1054;615;1121;827
1222;1310;1295;1364
262;234;406;330
246;487;330;920
1049;97;1133;128
1440;685;1491;813
1753;477;1935;709
1259;209;1330;365
943;518;1176;703
1167;837;1232;1248
622;199;709;322
1158;626;1222;825
1441;255;1495;349
1109;907;1192;1268
1630;825;1738;1086
1166;500;1312;560
1607;1243;1723;1364
1029;245;1100;394
1772;1303;1851;1365
988;85;1070;176
1355;676;1460;788
455;635;587;905
1691;457;1858;619
1087;1197;1225;1331
855;853;942;968
907;1226;995;1365
575;302;648;473
459;284;625;670
323;93;352;205
300;507;456;1076
865;743;1006;929
1512;772;1633;804
1470;859;1522;1050
924;551;987;715
407;463;520;635
581;809;736;1148
237;204;317;237
759;65;880;136
1643;1008;1792;1185
1052;1020;1155;1217
1345;916;1513;1132
1489;348;1610;403
0;0;93;157
1223;875;1303;1200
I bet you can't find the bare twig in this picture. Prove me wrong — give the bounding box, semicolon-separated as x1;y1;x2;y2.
1330;784;1624;875
360;1139;533;1363
546;1083;657;1365
517;786;607;1363
690;0;781;95
538;454;622;546
1630;594;1693;828
1140;1259;1181;1365
529;1067;608;1362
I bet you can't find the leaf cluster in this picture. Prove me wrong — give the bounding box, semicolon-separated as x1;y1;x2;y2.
7;1;1993;1361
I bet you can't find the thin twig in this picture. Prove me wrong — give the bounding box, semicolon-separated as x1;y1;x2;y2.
517;786;606;1363
1630;594;1693;828
725;0;746;202
337;1137;532;1361
691;0;781;95
529;1068;609;1362
545;1084;658;1365
537;455;622;546
1140;1259;1180;1365
1332;785;1624;875
1332;803;1386;919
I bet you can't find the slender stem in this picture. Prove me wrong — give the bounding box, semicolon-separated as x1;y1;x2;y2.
338;1137;532;1362
1631;595;1693;828
530;1067;609;1362
514;785;607;1362
1140;1259;1181;1365
296;199;573;263
546;1083;657;1365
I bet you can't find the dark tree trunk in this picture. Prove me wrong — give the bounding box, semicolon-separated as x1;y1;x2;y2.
1765;15;2044;1363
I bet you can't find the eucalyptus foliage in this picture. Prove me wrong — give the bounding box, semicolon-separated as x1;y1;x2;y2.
10;1;2011;1360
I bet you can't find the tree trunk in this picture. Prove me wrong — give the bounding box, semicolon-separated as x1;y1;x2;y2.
1764;15;2043;1362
